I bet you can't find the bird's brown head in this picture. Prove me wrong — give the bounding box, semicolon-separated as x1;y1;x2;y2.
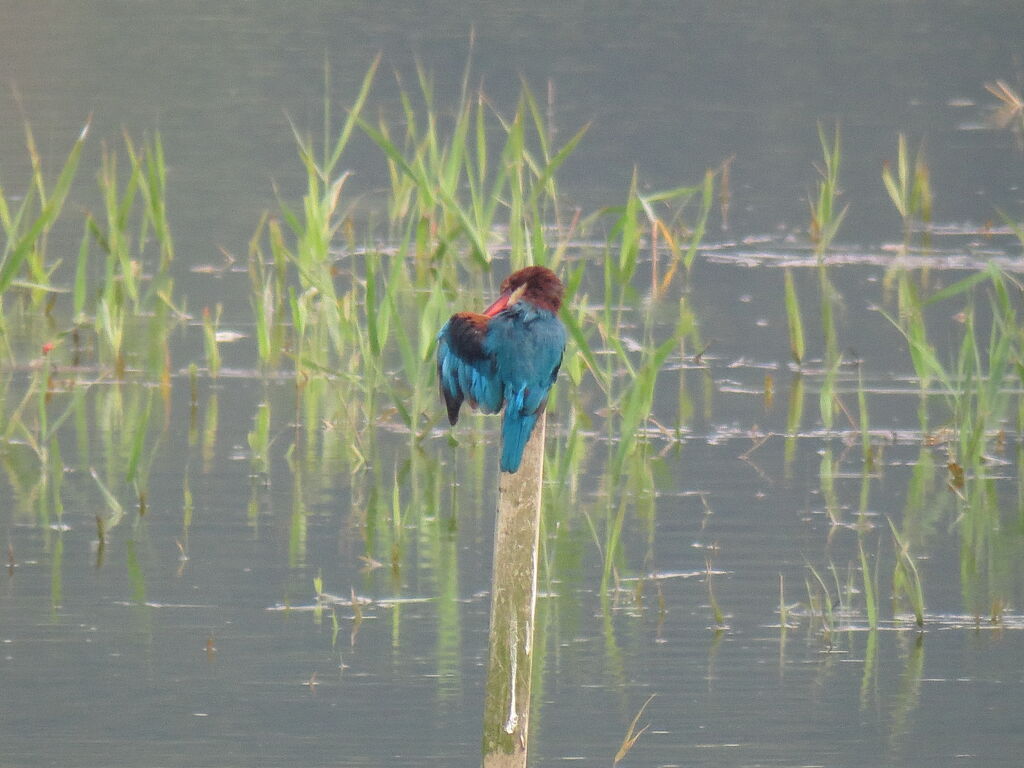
484;266;563;316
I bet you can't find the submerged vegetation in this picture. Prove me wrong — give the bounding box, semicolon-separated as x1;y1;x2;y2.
3;59;1024;702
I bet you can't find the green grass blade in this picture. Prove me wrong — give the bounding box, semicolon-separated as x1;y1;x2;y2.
0;121;89;293
324;53;381;175
784;268;805;364
91;467;125;528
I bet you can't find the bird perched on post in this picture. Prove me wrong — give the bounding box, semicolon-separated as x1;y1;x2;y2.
436;266;566;473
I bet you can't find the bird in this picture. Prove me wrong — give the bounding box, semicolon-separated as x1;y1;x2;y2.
436;266;566;473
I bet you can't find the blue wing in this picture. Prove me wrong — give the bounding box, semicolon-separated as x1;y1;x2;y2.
484;306;567;472
436;312;504;425
438;304;566;473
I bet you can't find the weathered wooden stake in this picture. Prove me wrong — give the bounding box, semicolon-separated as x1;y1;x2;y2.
482;412;546;768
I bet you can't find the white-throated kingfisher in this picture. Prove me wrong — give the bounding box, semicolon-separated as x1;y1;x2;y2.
436;266;566;473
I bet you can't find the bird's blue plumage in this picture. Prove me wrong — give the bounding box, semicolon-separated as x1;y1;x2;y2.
436;314;504;417
485;303;565;471
437;271;566;473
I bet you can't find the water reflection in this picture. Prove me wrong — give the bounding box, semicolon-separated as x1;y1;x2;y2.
2;11;1024;762
5;252;1024;762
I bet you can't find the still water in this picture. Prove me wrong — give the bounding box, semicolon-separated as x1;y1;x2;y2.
2;2;1024;766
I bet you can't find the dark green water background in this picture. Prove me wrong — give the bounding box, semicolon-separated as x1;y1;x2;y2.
2;2;1024;766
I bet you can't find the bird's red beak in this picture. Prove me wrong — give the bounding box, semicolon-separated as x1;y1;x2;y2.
482;283;527;317
483;292;511;317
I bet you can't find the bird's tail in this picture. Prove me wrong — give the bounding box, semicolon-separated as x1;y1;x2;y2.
500;410;536;473
501;390;545;473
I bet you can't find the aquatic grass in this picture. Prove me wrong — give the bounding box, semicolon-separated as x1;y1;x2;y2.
784;373;804;473
123;132;175;276
956;468;1009;620
572;174;710;493
784;269;805;365
83;382;159;520
967;272;1016;455
0;378;49;517
95;295;125;376
804;563;836;647
90;142;141;308
81;133;180;378
881;134;932;240
962;459;1024;625
834;560;859;618
985;80;1024;152
858;536;879;631
641;168;716;295
808;122;848;257
32;67;1021;656
611;298;693;473
595;443;663;600
247;213;289;369
859;626;879;710
883;264;1020;467
3;354;85;476
129;397;165;514
247;55;721;549
546;400;587;507
276;159;351;375
387;471;404;574
177;471;193;573
889;519;925;628
505;81;591;271
91;465;126;533
705;556;726;630
889;633;925;744
360;62;577;274
375;62;494;267
0;119;89;310
248;400;271;475
818;263;841;368
10;68;1024;765
802;125;846;373
360;64;587;273
236;59;725;582
889;271;941;433
819;448;842;526
593;166;717;321
256;61;589;469
286;460;311;569
43;434;64;530
123;388;154;489
818;354;842;433
613;694;655;766
259;58;379;386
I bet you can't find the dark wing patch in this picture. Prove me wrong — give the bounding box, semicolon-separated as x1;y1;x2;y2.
446;313;490;361
437;312;499;425
439;369;464;425
550;350;563;384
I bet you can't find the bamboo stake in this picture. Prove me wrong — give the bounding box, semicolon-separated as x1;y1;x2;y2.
482;412;546;768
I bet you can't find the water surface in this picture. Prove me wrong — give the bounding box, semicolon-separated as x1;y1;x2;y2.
2;3;1024;766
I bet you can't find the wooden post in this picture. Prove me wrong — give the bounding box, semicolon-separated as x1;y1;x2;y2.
482;412;546;768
